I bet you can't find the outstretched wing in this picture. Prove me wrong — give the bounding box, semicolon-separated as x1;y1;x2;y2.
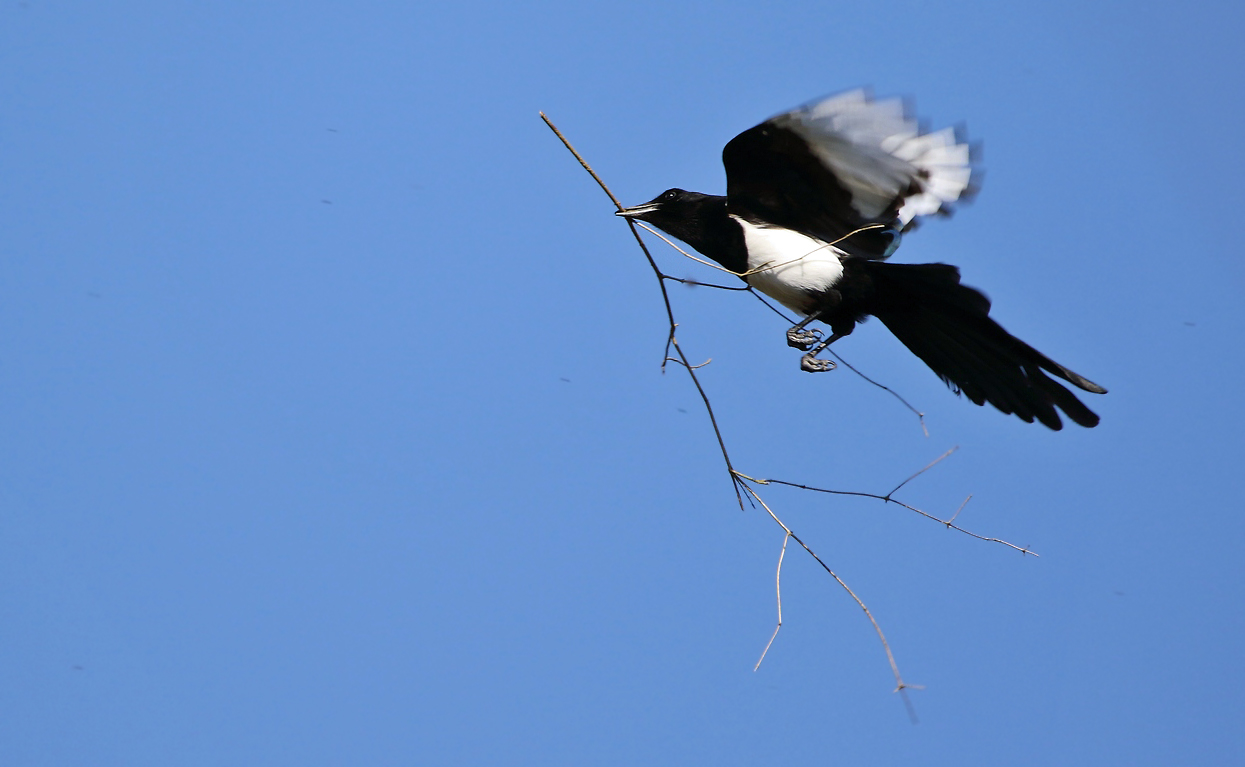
722;89;978;259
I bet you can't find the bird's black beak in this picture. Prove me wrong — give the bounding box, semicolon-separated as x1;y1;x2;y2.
616;202;660;219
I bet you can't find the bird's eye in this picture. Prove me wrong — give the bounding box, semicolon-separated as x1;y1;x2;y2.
663;189;679;200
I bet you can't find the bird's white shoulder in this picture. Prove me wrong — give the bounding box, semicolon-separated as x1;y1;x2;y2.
730;215;845;314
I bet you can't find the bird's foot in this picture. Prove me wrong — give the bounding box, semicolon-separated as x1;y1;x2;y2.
786;327;821;350
800;354;837;373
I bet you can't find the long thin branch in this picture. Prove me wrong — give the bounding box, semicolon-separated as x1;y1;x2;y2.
744;287;929;432
755;532;790;671
540;112;742;507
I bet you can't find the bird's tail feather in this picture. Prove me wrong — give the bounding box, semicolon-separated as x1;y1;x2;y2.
863;261;1106;429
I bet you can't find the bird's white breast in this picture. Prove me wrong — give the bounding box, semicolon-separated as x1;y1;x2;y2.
732;216;845;314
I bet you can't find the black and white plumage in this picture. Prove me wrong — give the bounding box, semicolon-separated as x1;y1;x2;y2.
618;90;1106;430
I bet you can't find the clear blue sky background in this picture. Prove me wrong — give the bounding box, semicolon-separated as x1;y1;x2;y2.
3;1;1243;764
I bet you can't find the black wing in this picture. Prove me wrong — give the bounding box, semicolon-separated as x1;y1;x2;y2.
864;261;1107;429
722;90;978;259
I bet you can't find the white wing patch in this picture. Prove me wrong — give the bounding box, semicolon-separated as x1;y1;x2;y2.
733;216;844;314
775;90;976;227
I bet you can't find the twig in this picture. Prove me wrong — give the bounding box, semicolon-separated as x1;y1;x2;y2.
540;112;742;507
890;447;958;497
755;532;790;671
634;222;741;276
948;495;972;526
742;289;929;432
665;356;713;370
666;276;754;291
825;352;929;437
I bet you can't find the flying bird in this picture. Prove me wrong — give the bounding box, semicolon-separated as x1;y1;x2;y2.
617;90;1106;429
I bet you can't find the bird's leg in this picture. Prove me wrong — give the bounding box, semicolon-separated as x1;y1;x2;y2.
800;332;845;373
786;310;824;351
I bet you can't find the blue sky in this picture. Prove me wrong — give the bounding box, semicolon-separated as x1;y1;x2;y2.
3;1;1244;764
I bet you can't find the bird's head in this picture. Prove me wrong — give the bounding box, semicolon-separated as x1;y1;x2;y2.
616;189;722;245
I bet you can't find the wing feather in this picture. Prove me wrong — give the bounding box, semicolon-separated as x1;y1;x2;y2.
723;89;979;258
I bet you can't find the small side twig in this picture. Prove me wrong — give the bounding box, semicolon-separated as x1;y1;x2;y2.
754;532;791;671
890;447;958;497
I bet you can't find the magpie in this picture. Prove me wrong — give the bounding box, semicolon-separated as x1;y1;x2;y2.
617;90;1106;430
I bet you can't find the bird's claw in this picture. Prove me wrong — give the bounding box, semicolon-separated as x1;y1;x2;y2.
787;327;821;350
800;355;837;373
